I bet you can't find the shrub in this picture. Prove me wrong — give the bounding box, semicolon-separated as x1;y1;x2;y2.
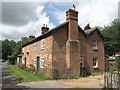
52;67;59;80
7;55;15;65
29;64;35;73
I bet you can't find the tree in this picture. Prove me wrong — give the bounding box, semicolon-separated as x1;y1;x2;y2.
2;37;29;64
102;19;120;56
21;37;29;45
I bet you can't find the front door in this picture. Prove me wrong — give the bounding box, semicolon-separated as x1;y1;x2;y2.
37;57;40;73
80;58;84;76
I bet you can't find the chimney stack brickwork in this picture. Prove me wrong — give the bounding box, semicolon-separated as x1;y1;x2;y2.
41;24;49;34
29;35;35;41
66;9;80;77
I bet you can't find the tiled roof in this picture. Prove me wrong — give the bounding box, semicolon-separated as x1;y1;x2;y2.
22;24;104;47
84;27;104;40
22;22;69;47
84;27;97;35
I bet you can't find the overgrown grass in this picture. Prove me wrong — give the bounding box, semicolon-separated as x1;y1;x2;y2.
8;65;50;83
90;72;103;76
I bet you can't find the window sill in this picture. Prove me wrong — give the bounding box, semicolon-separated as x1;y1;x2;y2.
41;49;44;51
93;66;98;69
93;48;98;51
40;67;44;69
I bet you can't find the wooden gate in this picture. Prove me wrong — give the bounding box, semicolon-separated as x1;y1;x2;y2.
104;72;120;89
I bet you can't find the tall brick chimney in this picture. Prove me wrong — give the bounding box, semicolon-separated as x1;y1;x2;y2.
66;8;78;40
29;35;35;41
66;6;80;78
41;24;49;34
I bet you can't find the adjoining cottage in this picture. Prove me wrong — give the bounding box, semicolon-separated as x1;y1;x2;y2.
21;7;105;78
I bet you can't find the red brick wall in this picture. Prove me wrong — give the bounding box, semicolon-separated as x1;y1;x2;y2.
39;36;53;77
22;36;53;77
86;31;105;73
52;25;68;78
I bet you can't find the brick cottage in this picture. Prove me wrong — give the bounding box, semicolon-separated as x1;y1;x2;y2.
21;7;105;78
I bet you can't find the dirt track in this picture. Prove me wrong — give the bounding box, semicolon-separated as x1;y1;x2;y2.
56;74;104;88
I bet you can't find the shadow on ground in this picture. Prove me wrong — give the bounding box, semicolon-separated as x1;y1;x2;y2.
2;63;30;90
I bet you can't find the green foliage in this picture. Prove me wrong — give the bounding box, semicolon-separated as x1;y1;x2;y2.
8;65;50;83
21;37;29;45
2;37;29;64
102;19;120;56
7;55;15;64
2;39;16;60
91;72;103;76
52;67;59;79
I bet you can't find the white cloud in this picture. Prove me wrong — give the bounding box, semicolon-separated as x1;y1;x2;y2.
1;0;119;41
51;0;119;29
1;4;54;41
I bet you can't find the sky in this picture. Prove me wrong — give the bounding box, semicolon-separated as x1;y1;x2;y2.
0;0;119;41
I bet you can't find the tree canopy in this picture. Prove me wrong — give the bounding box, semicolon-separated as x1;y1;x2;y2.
2;37;29;64
102;19;120;56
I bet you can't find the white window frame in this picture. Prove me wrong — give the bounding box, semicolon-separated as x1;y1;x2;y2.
34;42;37;51
34;57;37;66
40;57;44;68
22;48;24;53
80;58;84;67
92;40;97;50
93;57;98;68
40;40;45;50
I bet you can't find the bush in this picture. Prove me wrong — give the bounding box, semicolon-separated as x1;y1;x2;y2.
52;67;59;80
7;55;15;65
29;64;35;73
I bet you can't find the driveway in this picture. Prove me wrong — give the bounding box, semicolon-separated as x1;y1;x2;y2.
17;74;104;88
2;62;30;89
2;62;104;89
2;62;70;89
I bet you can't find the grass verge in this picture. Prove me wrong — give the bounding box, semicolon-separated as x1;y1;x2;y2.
8;65;50;83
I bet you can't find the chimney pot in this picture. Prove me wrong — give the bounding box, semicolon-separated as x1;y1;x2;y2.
41;24;49;34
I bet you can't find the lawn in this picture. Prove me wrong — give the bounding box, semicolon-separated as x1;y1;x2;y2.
8;65;50;83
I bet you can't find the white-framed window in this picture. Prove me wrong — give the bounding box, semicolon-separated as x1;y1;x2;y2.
80;58;84;67
34;57;37;66
40;57;44;68
92;40;97;49
22;48;24;53
93;57;98;68
34;42;37;51
40;40;45;50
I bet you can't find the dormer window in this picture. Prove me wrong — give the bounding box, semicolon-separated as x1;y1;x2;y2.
92;40;97;50
40;40;45;50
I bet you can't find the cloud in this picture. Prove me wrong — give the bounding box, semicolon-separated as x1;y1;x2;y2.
76;1;118;28
49;0;118;29
1;1;119;41
1;2;54;41
2;2;44;26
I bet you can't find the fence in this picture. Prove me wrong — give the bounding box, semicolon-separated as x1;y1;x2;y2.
104;72;120;89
